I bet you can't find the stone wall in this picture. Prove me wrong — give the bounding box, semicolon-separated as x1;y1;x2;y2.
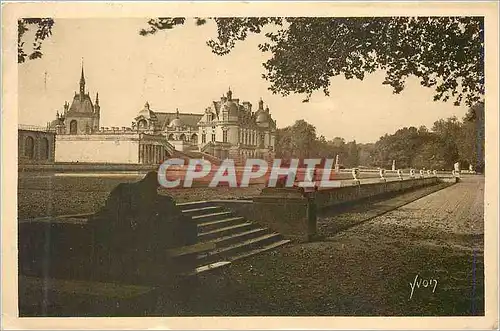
18;129;56;164
212;177;442;242
56;134;141;164
314;177;440;209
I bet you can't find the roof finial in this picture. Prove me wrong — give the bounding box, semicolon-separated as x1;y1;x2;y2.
176;108;180;118
258;97;264;110
95;92;99;105
227;87;232;100
79;58;86;96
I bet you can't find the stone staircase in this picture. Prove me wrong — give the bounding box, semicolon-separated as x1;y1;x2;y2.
178;201;291;273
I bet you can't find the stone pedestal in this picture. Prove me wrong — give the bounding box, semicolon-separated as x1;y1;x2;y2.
19;172;198;286
253;187;317;242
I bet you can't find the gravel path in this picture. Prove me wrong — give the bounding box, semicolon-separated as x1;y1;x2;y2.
154;176;485;316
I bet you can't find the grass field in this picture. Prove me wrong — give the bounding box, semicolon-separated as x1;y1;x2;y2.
17;174;266;219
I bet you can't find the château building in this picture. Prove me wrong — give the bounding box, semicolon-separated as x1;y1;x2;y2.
49;66;277;164
50;67;100;135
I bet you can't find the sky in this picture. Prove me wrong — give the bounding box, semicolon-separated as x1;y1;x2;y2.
18;18;470;144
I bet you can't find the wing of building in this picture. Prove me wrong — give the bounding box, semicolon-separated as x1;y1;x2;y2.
47;67;276;165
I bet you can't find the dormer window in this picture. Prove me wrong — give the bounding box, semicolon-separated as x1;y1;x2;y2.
138;119;147;130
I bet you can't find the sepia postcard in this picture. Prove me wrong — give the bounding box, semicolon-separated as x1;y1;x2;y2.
2;1;499;330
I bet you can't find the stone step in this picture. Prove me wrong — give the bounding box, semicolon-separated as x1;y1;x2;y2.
192;211;234;224
197;216;247;233
203;227;269;248
182;205;224;217
185;261;232;276
198;222;256;241
197;233;284;266
177;201;215;210
231;239;291;262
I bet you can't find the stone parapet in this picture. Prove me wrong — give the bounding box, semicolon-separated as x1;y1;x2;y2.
212;177;443;243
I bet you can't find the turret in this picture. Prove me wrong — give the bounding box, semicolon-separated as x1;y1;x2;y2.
93;92;100;130
94;92;100;113
63;101;69;114
79;64;86;98
258;98;264;111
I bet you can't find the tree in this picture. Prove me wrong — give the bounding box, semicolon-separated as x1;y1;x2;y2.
19;17;484;107
345;140;359;168
459;102;485;172
18;18;54;63
140;17;484;106
286;120;317;159
358;143;376;167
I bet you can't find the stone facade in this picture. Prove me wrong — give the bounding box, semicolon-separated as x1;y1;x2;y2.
49;67;277;164
55;133;173;164
49;67;100;135
18;127;56;164
130;89;277;163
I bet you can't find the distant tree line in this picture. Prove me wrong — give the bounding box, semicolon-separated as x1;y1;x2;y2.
275;102;485;172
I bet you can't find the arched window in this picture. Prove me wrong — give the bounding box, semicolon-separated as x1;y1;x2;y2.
168;133;175;141
40;137;49;160
191;133;198;143
25;136;34;159
138;119;147;130
70;120;78;134
179;133;186;141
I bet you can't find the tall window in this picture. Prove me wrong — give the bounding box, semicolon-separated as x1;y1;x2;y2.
202;134;206;143
191;133;198;144
138;119;147;130
40;138;49;160
69;120;78;134
222;130;228;143
211;133;216;142
25;136;34;159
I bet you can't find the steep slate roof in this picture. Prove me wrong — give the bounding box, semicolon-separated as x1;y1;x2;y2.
68;93;94;114
155;112;203;130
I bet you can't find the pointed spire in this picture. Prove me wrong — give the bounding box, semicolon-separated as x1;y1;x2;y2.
79;59;86;96
95;92;99;105
258;97;264;111
80;65;85;83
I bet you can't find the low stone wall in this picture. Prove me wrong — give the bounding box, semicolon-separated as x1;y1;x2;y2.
19;162;158;173
315;177;440;209
211;177;442;242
